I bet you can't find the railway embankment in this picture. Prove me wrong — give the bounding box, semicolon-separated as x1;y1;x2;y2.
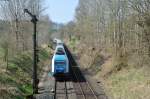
64;44;108;99
34;41;150;99
66;38;150;99
0;47;50;99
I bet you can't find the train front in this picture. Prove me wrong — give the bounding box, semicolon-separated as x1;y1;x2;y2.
52;46;69;76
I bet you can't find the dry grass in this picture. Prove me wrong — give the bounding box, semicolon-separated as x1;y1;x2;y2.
71;40;150;99
94;51;150;99
102;66;150;99
78;45;100;69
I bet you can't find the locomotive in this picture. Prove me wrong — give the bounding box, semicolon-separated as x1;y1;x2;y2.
51;42;69;76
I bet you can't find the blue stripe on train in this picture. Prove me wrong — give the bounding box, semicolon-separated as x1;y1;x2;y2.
56;67;65;73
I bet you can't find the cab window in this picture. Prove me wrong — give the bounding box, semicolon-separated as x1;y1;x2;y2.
56;48;65;55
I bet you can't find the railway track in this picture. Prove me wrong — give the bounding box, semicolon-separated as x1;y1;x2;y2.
72;67;98;99
54;78;68;99
55;45;98;99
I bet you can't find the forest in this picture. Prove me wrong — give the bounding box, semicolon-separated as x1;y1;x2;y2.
0;0;53;98
60;0;150;99
0;0;150;99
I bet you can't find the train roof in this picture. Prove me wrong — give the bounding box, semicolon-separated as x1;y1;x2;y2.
56;45;64;49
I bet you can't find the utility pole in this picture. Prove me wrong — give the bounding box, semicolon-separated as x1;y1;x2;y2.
24;9;38;94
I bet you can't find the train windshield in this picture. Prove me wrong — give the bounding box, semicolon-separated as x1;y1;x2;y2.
56;48;65;55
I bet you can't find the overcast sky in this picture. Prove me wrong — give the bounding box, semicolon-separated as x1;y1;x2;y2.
44;0;79;24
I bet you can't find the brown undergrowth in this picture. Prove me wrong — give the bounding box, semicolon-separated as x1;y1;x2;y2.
71;41;150;99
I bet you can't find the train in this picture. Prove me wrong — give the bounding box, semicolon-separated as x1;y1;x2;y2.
51;40;69;76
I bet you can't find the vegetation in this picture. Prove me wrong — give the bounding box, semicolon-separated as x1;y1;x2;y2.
0;0;54;98
0;48;49;98
60;0;150;98
104;66;150;99
0;0;150;98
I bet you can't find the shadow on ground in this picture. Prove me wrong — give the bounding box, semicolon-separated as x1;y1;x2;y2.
63;45;108;99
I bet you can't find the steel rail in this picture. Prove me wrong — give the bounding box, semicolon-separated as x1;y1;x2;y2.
72;69;86;99
64;80;68;99
54;78;68;99
76;68;98;99
86;79;98;99
72;68;98;99
54;80;57;99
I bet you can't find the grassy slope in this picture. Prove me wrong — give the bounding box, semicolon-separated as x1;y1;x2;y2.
0;47;50;99
66;38;150;99
103;66;150;99
95;53;150;99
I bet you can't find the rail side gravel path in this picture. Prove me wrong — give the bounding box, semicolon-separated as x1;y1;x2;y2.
54;76;77;99
54;79;68;99
35;65;55;99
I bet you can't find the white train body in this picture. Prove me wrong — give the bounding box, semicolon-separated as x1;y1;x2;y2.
52;44;69;76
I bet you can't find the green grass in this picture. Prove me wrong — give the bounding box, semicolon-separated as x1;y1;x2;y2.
105;66;150;99
68;36;80;52
0;47;49;98
39;48;49;60
8;62;18;72
0;74;17;85
18;84;33;95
